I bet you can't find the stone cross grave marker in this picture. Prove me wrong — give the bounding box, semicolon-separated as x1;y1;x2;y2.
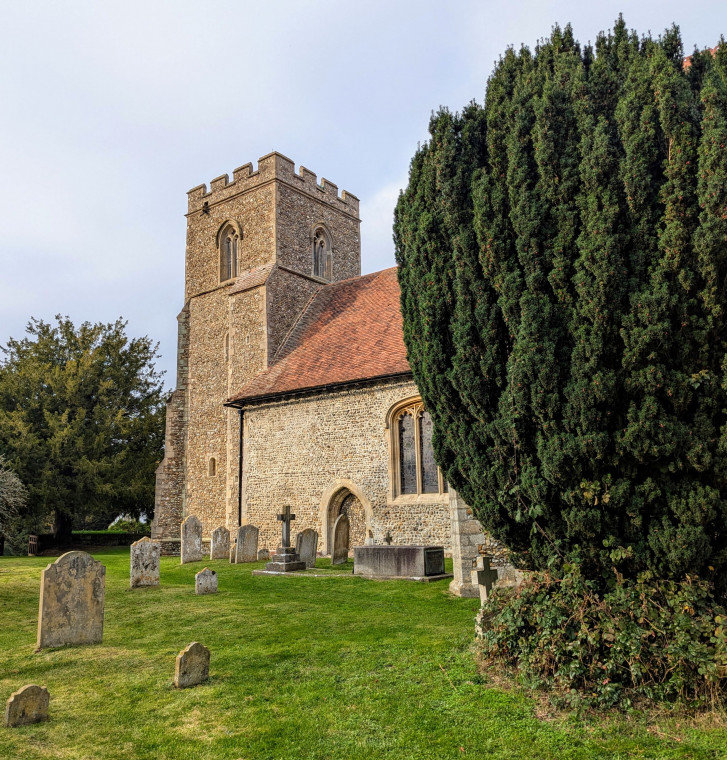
235;525;259;563
130;537;160;588
174;642;210;688
332;513;350;565
209;526;230;560
295;528;318;569
195;567;218;595
277;505;295;549
37;551;105;650
181;515;204;564
4;685;50;727
471;555;499;605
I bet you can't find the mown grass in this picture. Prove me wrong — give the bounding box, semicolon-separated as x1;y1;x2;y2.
1;549;726;759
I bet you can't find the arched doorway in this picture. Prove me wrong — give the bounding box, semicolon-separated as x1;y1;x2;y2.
319;480;372;555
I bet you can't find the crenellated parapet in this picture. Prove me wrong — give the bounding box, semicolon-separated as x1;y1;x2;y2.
187;151;360;216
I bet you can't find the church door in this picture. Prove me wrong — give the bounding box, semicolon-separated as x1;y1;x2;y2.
327;489;367;554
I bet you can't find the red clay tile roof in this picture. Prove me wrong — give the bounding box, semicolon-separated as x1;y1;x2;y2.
227;267;411;404
229;262;275;294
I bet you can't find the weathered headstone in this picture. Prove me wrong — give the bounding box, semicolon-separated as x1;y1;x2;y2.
257;548;270;561
471;555;499;605
181;515;203;564
295;528;318;569
195;567;218;595
37;551;105;650
209;526;230;560
174;642;210;688
130;536;161;588
235;525;259;563
4;685;50;727
331;513;350;565
229;540;237;563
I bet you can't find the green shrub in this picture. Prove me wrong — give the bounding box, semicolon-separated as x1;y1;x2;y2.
478;567;727;709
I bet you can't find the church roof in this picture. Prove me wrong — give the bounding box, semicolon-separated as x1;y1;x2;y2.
226;267;412;405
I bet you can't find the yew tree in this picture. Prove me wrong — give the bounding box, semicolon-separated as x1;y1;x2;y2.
394;20;727;585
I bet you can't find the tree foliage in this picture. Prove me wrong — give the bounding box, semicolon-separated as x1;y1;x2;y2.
0;316;166;540
394;20;727;586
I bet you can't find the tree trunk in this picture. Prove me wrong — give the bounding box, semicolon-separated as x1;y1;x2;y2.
53;510;73;545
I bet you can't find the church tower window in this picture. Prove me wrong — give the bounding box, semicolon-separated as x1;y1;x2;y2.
219;223;240;282
312;227;332;280
388;398;447;500
208;457;217;477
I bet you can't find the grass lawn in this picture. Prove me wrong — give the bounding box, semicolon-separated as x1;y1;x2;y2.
1;549;726;760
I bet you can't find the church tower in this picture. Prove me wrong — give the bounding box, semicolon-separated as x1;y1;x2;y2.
153;152;361;549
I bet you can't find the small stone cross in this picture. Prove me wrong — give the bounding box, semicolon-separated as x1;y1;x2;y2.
471;555;498;606
277;505;296;549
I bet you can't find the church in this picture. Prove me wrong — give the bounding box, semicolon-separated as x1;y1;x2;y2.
151;151;496;596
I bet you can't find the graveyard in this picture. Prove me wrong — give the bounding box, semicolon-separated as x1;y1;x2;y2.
1;548;726;759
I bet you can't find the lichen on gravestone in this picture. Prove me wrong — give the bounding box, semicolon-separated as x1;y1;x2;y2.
4;684;50;727
174;642;210;688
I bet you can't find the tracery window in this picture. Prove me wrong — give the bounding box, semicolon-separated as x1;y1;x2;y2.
389;398;447;499
312;227;332;280
219;224;240;281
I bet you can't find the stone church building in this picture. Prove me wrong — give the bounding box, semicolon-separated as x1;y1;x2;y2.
152;151;495;596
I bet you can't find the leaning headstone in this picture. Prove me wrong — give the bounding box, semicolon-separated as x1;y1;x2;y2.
209;526;230;560
471;555;499;606
4;685;50;727
235;525;259;563
181;515;203;564
37;551;105;650
229;540;237;563
130;537;160;588
296;528;318;569
331;514;350;565
195;567;218;595
174;642;210;688
257;548;270;561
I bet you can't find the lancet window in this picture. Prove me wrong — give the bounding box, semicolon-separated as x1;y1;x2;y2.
312;227;332;280
219;224;240;282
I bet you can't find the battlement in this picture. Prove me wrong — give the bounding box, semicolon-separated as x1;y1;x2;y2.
187;152;360;216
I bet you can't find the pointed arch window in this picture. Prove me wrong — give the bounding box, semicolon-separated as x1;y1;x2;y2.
388;398;448;499
312;227;332;280
219;224;240;282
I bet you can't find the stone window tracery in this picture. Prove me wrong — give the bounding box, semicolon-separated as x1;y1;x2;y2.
312;227;332;280
219;223;240;282
388;398;447;499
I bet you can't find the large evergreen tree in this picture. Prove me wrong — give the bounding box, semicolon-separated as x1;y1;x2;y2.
394;20;727;586
0;316;166;542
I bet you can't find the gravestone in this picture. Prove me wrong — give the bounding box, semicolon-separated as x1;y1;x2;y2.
209;526;230;560
174;642;210;688
235;525;259;563
229;540;237;563
263;505;306;572
353;545;450;580
4;685;50;727
37;551;105;650
195;567;218;595
471;555;499;605
180;515;203;564
296;528;318;569
257;548;270;561
130;537;160;588
331;513;350;565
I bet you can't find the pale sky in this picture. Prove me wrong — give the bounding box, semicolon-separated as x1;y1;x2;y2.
0;1;724;383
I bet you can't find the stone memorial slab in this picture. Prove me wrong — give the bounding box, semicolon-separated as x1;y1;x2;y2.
209;526;230;560
130;537;160;588
353;545;451;581
295;528;318;569
174;642;210;688
195;567;218;595
331;513;350;565
181;515;204;564
257;548;270;561
4;685;50;727
37;551;105;650
235;525;259;563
